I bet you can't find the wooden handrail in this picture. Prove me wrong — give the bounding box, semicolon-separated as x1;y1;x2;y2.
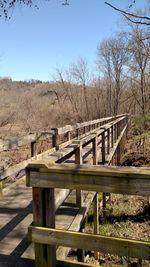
0;115;129;181
27;163;150;196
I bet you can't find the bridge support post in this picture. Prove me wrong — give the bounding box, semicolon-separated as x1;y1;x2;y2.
93;193;99;260
52;128;59;151
31;141;36;157
67;131;71;141
111;125;114;148
32;187;56;267
75;143;83;208
101;131;107;223
92;134;98;165
107;128;110;155
74;141;85;262
0;181;3;198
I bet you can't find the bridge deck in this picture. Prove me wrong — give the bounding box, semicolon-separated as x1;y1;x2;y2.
0;175;95;266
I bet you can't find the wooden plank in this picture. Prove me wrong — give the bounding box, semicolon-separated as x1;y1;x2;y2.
57;259;96;267
69;192;95;232
29;226;150;260
27;163;150;196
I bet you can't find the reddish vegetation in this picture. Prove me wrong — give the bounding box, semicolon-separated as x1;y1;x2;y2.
121;152;150;167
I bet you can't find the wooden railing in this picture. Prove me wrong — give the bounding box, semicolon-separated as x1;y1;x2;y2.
27;162;150;267
51;114;127;150
25;113;150;267
0;114;129;182
0;114;125;153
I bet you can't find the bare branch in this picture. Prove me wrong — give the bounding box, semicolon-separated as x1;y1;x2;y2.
105;1;150;26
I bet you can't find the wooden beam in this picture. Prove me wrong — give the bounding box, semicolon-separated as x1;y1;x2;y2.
27;162;150;196
29;226;150;260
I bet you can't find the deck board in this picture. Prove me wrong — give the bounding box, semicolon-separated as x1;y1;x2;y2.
0;175;94;266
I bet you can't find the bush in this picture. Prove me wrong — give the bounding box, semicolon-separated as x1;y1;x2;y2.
133;113;150;134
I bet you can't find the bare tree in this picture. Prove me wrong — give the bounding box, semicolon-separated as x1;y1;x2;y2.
127;27;150;114
97;34;128;115
70;58;91;120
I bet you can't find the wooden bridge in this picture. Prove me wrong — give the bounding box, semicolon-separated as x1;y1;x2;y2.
0;114;150;267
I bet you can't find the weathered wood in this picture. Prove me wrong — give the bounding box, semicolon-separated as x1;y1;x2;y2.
56;191;95;260
54;114;128;137
107;129;110;155
52;128;59;151
31;141;36;157
69;192;96;232
92;135;98;165
101;131;105;164
75;145;83;208
27;163;150;196
32;187;47;267
67;131;71;141
74;143;84;265
29;226;150;260
45;188;56;267
107;124;127;165
111;125;114;148
93;194;99;235
93;193;99;260
57;259;96;267
0;181;3;198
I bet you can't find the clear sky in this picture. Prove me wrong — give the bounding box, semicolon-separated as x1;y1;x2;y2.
0;0;147;81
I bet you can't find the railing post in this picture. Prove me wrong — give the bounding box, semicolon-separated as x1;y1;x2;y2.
111;125;114;148
32;186;56;267
76;128;79;139
75;142;83;207
74;141;84;262
31;141;36;157
107;128;110;155
52;128;59;151
101;131;107;223
116;122;121;165
67;131;71;141
101;131;106;164
45;188;56;267
92;133;98;165
0;181;3;198
32;188;47;267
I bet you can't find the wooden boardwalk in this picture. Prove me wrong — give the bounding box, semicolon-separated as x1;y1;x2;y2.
0;114;131;266
0;177;34;266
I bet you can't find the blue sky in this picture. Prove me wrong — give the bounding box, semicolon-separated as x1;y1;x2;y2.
0;0;147;81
